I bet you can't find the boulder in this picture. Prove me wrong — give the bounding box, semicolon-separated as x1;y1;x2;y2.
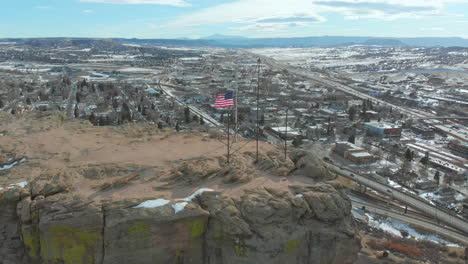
290;150;336;181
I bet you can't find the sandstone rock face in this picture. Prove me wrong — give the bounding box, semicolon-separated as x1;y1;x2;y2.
0;183;360;264
199;185;360;264
290;151;336;181
0;189;28;264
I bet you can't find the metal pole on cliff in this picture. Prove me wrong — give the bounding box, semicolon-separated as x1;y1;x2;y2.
234;85;238;143
227;109;231;164
284;108;288;160
256;58;261;163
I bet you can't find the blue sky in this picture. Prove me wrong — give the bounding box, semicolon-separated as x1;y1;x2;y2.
1;0;467;39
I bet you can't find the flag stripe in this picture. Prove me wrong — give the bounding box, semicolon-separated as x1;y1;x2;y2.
214;93;234;108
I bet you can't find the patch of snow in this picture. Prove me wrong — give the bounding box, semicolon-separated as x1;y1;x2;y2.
133;199;170;209
0;161;18;171
455;193;465;201
172;202;188;214
366;213;461;247
13;181;28;188
387;179;402;189
419;192;440;201
2;181;29;190
0;158;27;171
367;213;402;238
119;67;156;73
177;188;214;202
295;194;304;198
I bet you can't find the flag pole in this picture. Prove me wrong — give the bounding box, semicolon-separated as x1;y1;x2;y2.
256;58;261;163
284;108;288;160
227;108;231;164
234;86;238;143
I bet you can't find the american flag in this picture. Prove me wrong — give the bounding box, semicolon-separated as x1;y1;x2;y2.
214;91;234;108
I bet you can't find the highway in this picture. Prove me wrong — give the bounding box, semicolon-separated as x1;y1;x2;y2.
326;162;468;235
250;52;432;119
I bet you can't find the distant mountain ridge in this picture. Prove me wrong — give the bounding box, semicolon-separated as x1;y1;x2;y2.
200;34;249;40
116;36;468;48
2;36;468;48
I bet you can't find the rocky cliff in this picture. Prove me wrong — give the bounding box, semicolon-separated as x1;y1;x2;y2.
1;181;360;264
0;116;360;264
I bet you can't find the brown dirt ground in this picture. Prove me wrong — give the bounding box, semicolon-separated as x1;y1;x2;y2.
0;113;316;203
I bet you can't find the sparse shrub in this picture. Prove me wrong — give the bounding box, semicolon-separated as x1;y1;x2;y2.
400;230;409;238
384;240;423;257
366;239;386;251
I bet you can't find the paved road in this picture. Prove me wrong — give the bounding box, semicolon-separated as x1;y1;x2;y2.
326;163;468;234
350;198;468;244
65;83;77;120
158;83;223;127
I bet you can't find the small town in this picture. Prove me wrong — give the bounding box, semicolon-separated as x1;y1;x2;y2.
1;3;468;261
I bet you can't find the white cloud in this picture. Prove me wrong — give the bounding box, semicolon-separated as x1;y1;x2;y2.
79;0;189;7
83;10;94;13
160;0;461;32
163;0;324;28
231;21;325;32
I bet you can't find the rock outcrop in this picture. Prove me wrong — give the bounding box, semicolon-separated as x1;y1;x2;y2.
290;150;335;181
0;182;360;264
0;120;360;263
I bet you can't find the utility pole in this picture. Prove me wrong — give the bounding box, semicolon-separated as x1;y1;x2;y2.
284;108;288;160
256;58;261;163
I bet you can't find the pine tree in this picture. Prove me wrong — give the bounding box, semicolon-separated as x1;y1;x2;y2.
74;105;79;119
420;151;429;165
347;134;356;144
89;113;96;125
184;107;190;123
434;171;440;185
405;149;413;161
348;107;356;121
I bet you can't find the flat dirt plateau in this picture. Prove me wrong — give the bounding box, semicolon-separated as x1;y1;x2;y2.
0;111;320;204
